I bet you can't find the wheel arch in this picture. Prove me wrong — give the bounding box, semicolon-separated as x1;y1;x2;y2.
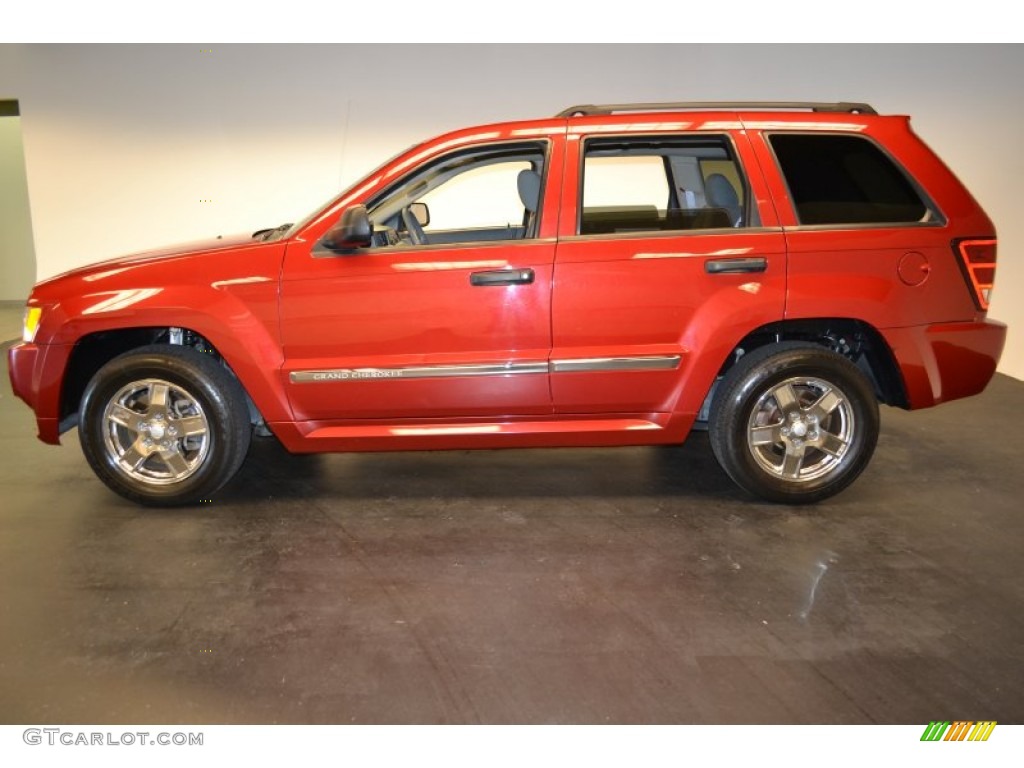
59;325;283;431
694;317;908;423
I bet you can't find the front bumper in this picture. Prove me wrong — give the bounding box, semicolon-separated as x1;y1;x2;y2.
7;342;69;444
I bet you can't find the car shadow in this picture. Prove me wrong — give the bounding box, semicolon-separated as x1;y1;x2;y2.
222;432;742;504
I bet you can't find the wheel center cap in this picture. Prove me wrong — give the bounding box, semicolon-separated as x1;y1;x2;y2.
148;422;166;440
791;421;808;438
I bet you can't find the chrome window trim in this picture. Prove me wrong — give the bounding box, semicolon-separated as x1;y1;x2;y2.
559;226;783;244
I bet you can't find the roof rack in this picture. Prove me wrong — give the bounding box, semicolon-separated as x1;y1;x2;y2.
556;101;878;118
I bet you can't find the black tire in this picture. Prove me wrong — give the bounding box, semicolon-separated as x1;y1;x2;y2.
708;342;879;504
79;344;252;507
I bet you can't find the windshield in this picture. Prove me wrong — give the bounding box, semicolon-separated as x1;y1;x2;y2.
281;139;429;239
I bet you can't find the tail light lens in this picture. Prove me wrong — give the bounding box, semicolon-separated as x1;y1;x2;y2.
954;238;997;310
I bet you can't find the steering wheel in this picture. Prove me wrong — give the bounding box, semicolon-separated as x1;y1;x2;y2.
401;206;428;246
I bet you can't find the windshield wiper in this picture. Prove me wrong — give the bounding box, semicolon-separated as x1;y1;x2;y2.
252;223;293;242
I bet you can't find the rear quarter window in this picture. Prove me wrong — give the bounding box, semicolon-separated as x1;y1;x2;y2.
769;134;930;226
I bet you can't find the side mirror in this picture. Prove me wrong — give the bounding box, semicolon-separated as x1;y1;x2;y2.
322;205;372;251
409;201;430;227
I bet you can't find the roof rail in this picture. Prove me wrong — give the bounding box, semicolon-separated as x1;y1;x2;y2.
556;101;878;118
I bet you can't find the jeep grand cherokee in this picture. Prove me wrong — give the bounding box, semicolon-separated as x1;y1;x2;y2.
8;101;1006;506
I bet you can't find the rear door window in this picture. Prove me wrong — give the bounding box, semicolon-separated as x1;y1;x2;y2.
579;136;751;235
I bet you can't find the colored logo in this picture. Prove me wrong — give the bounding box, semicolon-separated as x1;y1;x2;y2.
920;721;996;742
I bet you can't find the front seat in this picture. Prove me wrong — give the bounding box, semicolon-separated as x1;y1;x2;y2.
517;168;542;238
705;173;743;227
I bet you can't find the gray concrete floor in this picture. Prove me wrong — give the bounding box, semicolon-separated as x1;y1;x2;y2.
0;301;23;343
2;341;1023;724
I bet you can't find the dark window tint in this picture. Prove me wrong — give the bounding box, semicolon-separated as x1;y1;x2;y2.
770;134;928;225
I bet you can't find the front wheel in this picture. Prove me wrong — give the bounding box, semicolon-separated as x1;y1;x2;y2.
79;345;252;507
708;343;880;504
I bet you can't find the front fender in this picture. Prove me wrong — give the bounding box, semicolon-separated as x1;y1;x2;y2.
31;243;292;425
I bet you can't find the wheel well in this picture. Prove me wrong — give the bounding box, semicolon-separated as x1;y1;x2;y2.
59;327;260;426
710;319;908;411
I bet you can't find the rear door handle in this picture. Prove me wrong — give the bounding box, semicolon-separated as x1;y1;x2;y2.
705;257;767;274
470;268;535;286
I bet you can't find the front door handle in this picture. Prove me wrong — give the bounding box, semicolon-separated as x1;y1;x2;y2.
705;257;767;274
470;268;535;286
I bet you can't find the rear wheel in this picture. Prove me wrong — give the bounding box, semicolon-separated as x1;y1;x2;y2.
708;343;879;504
79;345;251;507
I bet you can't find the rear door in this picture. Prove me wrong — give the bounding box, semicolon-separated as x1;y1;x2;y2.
550;125;788;415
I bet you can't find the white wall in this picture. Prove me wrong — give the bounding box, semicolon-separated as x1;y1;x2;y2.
0;110;37;300
0;44;1021;378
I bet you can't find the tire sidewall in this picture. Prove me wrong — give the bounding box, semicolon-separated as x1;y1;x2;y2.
711;345;880;503
79;347;248;505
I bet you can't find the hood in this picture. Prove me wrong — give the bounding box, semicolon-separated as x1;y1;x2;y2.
36;232;259;289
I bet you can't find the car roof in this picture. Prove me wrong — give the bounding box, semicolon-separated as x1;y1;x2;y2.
555;101;879;117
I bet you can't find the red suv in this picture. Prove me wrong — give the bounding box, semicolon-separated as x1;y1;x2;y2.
7;101;1005;506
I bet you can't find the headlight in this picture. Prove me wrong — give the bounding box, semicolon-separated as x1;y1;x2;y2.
23;306;42;343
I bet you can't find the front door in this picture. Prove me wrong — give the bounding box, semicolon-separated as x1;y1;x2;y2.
280;140;560;423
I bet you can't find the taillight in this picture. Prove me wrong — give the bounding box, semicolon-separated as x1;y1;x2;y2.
954;238;997;310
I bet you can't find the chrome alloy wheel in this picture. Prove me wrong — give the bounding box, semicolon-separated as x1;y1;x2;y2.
101;378;211;486
746;376;855;483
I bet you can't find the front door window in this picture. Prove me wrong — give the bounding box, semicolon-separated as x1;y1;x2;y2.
367;143;546;247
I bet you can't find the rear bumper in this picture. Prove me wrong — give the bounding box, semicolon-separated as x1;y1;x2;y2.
7;342;68;444
883;319;1007;409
